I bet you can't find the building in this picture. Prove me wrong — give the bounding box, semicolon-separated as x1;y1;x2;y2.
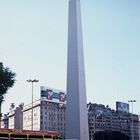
88;102;139;140
8;103;23;129
0;128;59;139
1;86;66;138
23;100;41;130
1;114;8;129
40;100;65;138
22;86;66;139
2;88;140;140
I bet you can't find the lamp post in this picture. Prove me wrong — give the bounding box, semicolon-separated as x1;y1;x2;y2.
27;79;39;130
128;100;136;140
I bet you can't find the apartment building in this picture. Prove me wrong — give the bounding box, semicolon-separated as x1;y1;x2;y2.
88;102;139;140
22;86;66;139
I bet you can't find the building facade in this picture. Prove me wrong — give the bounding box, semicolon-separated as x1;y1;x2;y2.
23;100;41;130
6;103;23;129
2;87;140;140
22;86;66;139
40;100;65;138
88;102;139;140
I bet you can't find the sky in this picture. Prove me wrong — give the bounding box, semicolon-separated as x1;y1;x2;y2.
0;0;140;114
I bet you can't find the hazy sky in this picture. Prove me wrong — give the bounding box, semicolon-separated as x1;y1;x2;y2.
0;0;140;114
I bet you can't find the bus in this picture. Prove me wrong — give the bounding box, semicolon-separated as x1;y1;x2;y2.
0;128;59;140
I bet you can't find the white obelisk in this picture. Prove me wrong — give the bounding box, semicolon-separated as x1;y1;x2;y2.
65;0;89;140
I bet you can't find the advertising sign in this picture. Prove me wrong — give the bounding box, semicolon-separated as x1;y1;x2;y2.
116;101;129;113
46;89;53;100
40;86;66;104
59;92;65;102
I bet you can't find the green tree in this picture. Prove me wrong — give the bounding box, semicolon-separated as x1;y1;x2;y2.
94;131;130;140
0;62;16;126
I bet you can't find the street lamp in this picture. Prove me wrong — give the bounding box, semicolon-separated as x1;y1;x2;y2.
128;100;136;140
27;79;39;130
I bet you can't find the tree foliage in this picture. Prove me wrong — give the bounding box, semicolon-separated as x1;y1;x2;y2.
94;131;130;140
0;63;16;102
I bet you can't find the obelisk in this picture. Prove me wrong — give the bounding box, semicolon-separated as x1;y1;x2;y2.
65;0;89;140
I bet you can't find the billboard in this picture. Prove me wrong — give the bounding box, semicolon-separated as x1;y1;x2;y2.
116;101;129;113
40;86;66;104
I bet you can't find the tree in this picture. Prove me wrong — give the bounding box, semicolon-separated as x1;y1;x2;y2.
0;62;16;127
112;131;130;140
94;131;113;140
94;131;130;140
